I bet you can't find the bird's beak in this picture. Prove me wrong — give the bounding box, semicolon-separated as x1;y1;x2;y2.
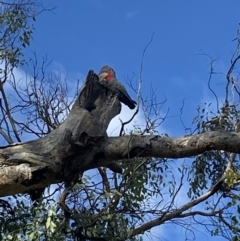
98;72;108;82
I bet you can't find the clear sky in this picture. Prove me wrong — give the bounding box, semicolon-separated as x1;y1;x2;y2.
20;1;240;240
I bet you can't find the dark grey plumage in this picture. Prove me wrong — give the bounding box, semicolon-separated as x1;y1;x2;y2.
98;66;137;109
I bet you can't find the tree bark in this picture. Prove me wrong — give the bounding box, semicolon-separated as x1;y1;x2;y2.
0;70;239;197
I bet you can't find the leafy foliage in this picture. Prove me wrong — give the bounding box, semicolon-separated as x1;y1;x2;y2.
0;199;64;241
0;1;36;68
1;1;240;241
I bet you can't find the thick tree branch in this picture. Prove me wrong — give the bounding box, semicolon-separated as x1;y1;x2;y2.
0;69;239;199
102;131;240;160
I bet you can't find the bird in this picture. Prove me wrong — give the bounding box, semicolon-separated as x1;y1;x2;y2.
98;66;137;109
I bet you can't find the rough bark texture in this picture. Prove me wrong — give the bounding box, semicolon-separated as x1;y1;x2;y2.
0;70;239;197
0;70;121;196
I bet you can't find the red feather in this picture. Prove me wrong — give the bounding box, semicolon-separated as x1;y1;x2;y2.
104;72;114;81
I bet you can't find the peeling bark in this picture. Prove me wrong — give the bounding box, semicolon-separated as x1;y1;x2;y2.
0;70;239;197
0;70;121;196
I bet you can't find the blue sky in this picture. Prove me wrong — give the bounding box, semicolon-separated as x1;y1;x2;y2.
19;1;240;240
24;0;240;136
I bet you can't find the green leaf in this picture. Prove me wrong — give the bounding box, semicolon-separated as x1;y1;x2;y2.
46;217;51;229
